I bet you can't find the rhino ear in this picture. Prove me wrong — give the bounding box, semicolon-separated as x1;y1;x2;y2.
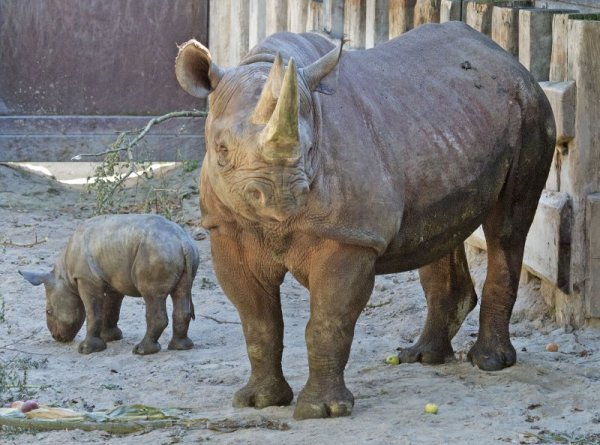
175;39;224;98
300;40;344;92
19;269;53;286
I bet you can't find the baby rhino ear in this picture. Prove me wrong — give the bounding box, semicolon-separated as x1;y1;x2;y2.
19;269;53;286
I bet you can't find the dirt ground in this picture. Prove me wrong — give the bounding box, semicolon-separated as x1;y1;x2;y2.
1;163;600;444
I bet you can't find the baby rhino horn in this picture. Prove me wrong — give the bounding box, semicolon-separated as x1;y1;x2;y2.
261;58;300;160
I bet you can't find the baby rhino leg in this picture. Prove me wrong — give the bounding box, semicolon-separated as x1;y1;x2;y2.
101;290;124;342
398;244;477;364
168;283;194;351
133;295;168;355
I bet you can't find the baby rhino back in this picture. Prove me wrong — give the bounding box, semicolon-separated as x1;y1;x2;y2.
69;214;198;298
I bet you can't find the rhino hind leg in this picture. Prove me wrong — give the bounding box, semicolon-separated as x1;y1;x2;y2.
101;291;124;342
133;294;168;355
167;285;194;351
398;244;477;365
468;117;553;371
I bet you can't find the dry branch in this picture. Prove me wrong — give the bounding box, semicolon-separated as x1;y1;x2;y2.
1;233;47;248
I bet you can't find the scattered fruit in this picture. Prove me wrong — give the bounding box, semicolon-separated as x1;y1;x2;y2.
21;400;40;412
546;343;559;353
385;354;400;365
424;403;438;414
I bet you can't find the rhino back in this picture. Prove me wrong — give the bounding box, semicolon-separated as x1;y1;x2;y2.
65;215;192;297
306;22;549;257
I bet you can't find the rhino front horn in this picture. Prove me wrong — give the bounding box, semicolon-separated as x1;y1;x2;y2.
261;58;300;161
253;53;285;124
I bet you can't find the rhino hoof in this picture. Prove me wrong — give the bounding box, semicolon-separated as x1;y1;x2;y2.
233;379;293;409
168;337;194;351
101;327;123;342
133;340;161;355
293;400;353;420
293;385;354;420
78;337;107;354
467;339;516;371
397;342;453;365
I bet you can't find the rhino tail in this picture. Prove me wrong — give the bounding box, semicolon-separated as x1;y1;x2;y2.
182;241;200;321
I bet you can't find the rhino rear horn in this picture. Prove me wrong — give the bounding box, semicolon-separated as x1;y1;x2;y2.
252;53;285;124
19;269;53;286
301;40;344;91
175;39;224;98
261;58;300;160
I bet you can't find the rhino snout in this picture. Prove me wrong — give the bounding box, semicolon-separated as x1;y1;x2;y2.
244;182;271;207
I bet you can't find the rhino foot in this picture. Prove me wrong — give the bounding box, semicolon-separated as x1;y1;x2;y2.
78;337;107;354
168;337;194;351
133;339;161;355
101;327;123;342
397;339;454;365
467;338;516;371
233;377;293;409
293;385;354;420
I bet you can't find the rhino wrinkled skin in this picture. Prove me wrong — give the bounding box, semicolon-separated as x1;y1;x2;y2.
20;214;200;355
176;22;555;419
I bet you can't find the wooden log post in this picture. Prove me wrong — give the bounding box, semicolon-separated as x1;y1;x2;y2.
249;0;266;49
366;0;390;48
389;0;416;37
465;1;495;36
490;2;533;57
440;0;462;23
344;0;367;48
288;0;310;33
414;0;441;27
564;14;600;318
209;0;250;68
549;13;571;82
519;8;578;82
324;0;346;39
266;0;288;35
307;0;325;32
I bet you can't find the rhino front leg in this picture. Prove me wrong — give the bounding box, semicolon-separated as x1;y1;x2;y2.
77;281;107;354
133;295;168;355
294;241;376;420
101;290;124;342
398;244;477;364
211;231;292;409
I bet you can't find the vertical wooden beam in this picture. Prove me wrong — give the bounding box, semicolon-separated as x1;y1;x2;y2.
519;8;577;82
249;0;266;49
440;0;462;23
465;1;494;36
549;13;570;82
209;0;231;66
389;0;416;37
324;0;345;39
414;0;441;27
266;0;288;35
307;0;325;32
491;5;523;57
289;0;310;33
566;15;600;316
344;0;367;48
366;0;389;48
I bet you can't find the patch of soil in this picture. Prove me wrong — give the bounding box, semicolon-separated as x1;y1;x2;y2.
1;164;600;444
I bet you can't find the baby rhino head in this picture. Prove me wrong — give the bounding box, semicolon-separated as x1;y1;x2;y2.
19;269;85;342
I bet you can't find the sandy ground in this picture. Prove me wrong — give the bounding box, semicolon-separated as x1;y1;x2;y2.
1;163;600;444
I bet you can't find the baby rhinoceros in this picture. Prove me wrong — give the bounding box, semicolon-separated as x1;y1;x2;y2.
20;214;200;355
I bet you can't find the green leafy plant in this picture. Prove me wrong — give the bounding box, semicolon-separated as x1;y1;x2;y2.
78;110;205;220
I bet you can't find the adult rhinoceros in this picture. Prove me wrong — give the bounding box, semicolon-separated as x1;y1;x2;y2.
175;21;555;419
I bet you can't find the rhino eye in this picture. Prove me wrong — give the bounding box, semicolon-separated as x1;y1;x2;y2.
46;309;52;316
216;144;229;167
